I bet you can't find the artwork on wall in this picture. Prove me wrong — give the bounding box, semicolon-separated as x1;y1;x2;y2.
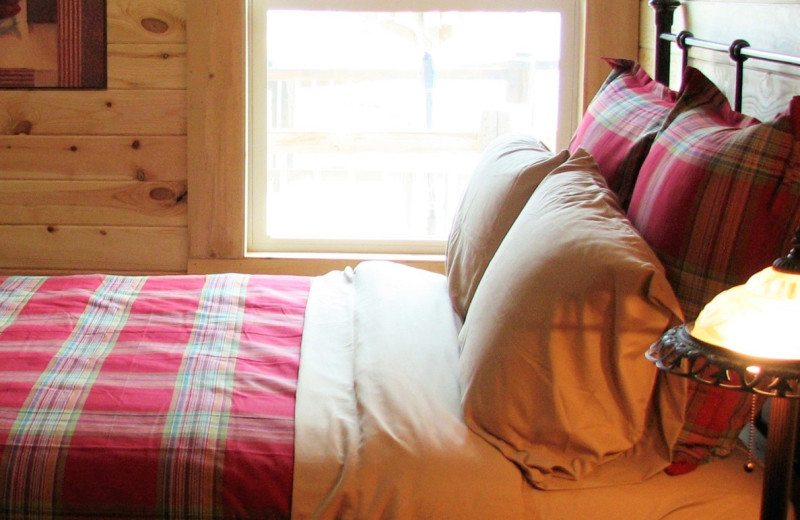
0;0;106;89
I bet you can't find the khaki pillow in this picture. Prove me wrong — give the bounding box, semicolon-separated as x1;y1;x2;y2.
446;134;569;320
459;149;686;489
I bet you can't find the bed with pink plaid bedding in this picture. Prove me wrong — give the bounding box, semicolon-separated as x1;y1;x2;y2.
0;273;310;520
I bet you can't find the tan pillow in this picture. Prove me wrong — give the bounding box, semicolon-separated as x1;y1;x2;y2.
459;149;686;490
446;134;569;320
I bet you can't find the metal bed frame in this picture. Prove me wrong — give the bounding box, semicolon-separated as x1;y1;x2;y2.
650;0;800;111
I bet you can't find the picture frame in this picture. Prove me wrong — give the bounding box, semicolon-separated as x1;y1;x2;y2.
0;0;106;89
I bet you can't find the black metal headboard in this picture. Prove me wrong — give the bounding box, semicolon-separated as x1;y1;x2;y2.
649;0;800;111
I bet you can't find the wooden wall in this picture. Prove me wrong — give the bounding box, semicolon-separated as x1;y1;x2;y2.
638;0;800;122
0;0;187;275
2;1;797;275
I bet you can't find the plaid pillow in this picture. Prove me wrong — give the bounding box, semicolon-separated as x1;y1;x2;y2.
664;381;766;476
569;58;678;208
628;66;800;473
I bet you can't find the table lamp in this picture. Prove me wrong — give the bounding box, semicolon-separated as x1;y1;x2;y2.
647;226;800;520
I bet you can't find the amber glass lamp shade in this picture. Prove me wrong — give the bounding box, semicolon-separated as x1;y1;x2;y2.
648;225;800;396
692;266;800;361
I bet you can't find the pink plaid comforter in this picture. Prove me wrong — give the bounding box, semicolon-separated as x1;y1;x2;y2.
0;273;311;520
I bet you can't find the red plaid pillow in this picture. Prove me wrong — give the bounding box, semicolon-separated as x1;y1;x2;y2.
569;58;678;208
628;66;800;473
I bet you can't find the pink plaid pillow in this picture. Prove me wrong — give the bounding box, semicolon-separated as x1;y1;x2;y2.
569;58;678;208
628;66;800;473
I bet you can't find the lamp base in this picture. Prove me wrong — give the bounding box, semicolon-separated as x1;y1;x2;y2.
761;396;799;520
646;326;800;398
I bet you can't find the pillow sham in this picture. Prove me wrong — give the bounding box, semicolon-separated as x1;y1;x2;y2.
446;133;569;320
569;58;678;208
459;148;685;490
628;66;800;473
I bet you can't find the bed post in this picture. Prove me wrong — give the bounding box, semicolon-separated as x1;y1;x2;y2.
650;0;681;84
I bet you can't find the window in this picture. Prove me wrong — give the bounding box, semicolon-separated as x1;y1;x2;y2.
248;0;580;255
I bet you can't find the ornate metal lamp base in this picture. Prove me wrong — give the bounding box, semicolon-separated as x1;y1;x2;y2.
647;325;800;398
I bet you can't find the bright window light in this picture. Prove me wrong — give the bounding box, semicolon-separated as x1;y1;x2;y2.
248;3;578;255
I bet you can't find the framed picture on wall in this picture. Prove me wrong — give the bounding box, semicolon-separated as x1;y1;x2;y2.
0;0;106;89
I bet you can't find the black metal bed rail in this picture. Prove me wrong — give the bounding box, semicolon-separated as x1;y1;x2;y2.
650;0;800;112
662;31;800;111
661;32;800;70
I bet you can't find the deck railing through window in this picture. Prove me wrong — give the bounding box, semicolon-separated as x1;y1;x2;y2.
262;61;559;244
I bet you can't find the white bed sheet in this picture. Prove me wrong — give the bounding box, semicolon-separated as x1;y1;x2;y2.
292;261;768;519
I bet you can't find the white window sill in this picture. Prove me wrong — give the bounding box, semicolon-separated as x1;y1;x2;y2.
188;253;445;276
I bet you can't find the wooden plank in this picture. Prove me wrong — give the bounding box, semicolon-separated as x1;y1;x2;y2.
187;0;246;261
107;0;186;44
108;44;187;89
0;90;186;136
0;136;186;181
0;225;188;272
0;180;188;226
583;0;640;109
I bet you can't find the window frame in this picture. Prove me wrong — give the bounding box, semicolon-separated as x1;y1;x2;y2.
186;0;640;275
246;0;581;256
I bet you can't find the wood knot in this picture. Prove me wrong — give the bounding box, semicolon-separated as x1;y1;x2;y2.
150;187;175;201
141;17;169;34
46;225;57;233
136;169;147;181
13;120;32;135
131;139;141;149
99;229;108;236
70;145;78;152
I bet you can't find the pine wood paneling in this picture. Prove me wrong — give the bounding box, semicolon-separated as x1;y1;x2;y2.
0;180;187;226
108;44;187;89
3;0;796;274
583;0;640;110
0;0;188;274
0;91;185;136
186;0;246;262
0;136;186;181
107;0;186;44
0;225;187;273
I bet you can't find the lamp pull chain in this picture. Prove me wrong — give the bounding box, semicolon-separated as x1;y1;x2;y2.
745;394;757;472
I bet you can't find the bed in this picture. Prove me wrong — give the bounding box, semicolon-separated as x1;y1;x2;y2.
2;3;799;519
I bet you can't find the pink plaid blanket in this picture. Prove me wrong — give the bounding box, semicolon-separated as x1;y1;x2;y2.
0;273;310;519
